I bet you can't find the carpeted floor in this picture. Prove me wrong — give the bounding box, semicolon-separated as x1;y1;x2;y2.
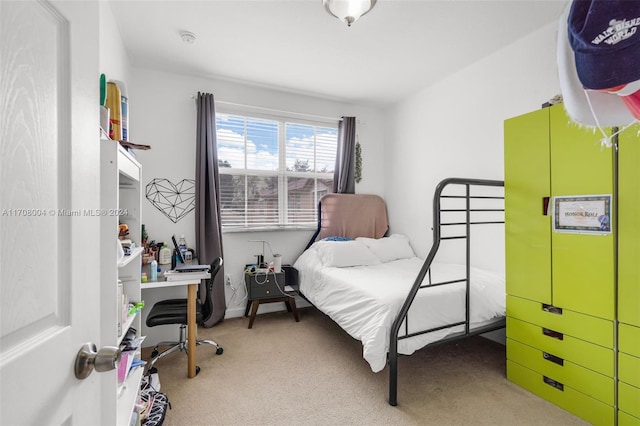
141;307;587;426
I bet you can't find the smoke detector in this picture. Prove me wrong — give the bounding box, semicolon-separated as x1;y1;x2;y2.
180;31;197;44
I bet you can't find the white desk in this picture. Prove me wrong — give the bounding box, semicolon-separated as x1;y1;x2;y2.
141;272;210;378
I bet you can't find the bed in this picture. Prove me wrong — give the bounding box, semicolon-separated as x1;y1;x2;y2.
293;177;505;405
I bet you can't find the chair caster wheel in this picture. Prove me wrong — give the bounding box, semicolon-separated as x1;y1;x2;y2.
196;366;201;375
151;350;159;358
216;347;223;355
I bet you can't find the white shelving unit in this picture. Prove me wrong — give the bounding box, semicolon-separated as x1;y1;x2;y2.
100;140;144;426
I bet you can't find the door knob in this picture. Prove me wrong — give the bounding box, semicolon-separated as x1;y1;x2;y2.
74;343;122;380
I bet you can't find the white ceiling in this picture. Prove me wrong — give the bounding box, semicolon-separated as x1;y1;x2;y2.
109;0;568;107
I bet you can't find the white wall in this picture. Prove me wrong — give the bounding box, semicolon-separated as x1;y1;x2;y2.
99;2;131;91
128;67;386;343
385;21;562;275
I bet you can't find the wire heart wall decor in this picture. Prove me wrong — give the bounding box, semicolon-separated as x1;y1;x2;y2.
146;178;196;223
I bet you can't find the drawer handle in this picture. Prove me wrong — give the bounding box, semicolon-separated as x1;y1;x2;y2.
542;352;564;366
542;304;562;315
542;197;550;216
543;376;564;391
542;328;564;340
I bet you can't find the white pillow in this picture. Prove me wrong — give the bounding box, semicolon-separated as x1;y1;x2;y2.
356;234;416;263
313;240;381;268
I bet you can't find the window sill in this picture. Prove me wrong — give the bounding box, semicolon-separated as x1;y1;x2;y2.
222;225;316;234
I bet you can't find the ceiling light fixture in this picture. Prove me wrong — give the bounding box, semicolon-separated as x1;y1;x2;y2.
180;31;197;44
323;0;377;27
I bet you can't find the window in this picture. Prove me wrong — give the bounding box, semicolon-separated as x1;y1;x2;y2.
216;112;337;229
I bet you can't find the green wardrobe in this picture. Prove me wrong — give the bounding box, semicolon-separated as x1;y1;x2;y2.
504;104;640;425
618;127;640;424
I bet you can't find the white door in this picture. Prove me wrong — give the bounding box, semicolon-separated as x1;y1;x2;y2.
1;1;105;424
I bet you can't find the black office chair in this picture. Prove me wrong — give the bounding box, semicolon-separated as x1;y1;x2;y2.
145;257;224;375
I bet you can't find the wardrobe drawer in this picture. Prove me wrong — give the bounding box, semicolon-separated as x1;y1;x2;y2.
620;382;640;419
507;360;614;426
507;317;613;377
620;352;640;388
507;338;613;405
507;295;613;347
619;410;640;426
620;323;640;357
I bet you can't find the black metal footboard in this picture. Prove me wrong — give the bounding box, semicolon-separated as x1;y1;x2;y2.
388;177;505;406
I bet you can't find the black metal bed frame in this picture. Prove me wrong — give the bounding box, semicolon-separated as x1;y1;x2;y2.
387;177;505;406
300;178;505;405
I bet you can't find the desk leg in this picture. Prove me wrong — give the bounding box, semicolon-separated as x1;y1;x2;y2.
187;283;197;378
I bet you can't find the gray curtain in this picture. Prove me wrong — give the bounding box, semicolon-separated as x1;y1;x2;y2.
195;92;225;327
333;116;356;194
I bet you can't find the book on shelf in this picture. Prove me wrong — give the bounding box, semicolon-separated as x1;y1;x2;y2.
116;351;146;387
117;351;135;385
117;334;147;386
165;274;208;281
163;270;209;281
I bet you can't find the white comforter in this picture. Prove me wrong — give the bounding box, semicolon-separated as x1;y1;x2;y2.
293;250;505;373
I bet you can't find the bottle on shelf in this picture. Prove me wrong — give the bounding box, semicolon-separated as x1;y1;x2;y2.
150;259;158;281
159;244;172;265
141;224;148;247
178;234;188;259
